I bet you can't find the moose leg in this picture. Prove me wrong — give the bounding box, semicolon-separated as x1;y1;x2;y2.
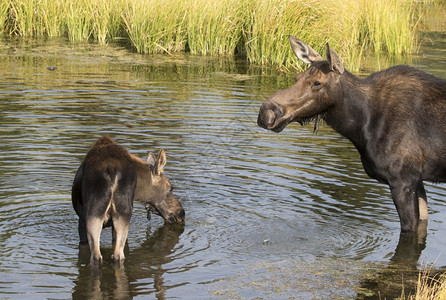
417;182;428;221
416;182;428;243
389;181;420;232
111;217;130;262
78;218;88;244
86;217;103;265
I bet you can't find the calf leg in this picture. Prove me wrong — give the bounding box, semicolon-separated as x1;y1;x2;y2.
111;217;130;262
78;218;88;244
390;181;420;232
86;217;103;265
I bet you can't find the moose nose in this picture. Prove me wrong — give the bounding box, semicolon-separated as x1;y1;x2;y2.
177;207;185;223
257;102;281;129
167;207;185;224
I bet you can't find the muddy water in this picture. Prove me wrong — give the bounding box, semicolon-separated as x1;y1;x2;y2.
0;37;446;299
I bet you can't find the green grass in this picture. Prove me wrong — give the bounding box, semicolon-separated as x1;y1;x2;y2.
186;0;242;56
122;0;186;54
0;0;432;70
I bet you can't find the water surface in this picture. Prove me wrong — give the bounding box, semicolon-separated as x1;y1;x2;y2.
0;37;446;299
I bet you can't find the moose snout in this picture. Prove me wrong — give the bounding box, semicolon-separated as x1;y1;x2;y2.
165;195;185;224
169;206;185;224
257;101;283;130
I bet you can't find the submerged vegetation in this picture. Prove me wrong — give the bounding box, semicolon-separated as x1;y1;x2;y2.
0;0;434;69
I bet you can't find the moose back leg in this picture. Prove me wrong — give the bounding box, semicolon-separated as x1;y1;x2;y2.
111;217;130;262
86;217;104;265
78;218;88;244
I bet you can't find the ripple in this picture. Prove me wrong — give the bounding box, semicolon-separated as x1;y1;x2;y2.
1;39;446;299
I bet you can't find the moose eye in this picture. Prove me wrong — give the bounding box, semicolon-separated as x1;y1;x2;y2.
313;81;321;87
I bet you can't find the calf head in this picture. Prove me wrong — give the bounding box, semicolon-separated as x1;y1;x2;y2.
257;36;344;133
138;150;185;224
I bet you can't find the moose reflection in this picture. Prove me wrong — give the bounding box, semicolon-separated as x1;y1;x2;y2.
73;223;184;299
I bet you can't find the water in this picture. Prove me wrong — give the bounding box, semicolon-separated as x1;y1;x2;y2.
0;36;446;299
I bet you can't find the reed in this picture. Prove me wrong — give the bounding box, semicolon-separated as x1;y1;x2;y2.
186;0;242;56
360;0;421;55
63;0;92;43
37;0;63;37
0;0;10;35
400;269;446;300
122;0;187;54
0;0;430;70
7;0;35;36
90;0;110;45
241;0;342;70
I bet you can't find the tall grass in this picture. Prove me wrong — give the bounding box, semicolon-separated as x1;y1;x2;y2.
6;0;35;36
63;0;92;42
38;0;63;37
187;0;242;56
242;0;342;70
360;0;421;55
401;269;446;300
0;0;429;70
0;1;9;35
122;0;186;54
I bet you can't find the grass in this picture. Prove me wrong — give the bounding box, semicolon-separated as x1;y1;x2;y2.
241;0;333;69
187;0;242;56
122;0;186;54
0;0;433;70
360;0;421;55
401;269;446;300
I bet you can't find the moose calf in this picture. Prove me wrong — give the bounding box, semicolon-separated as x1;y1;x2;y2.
72;136;184;265
258;36;446;233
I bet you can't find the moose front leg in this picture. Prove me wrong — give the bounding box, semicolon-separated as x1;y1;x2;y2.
389;181;420;232
417;182;428;221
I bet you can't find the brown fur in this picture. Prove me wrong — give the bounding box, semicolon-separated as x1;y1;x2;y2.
72;136;184;265
258;36;446;233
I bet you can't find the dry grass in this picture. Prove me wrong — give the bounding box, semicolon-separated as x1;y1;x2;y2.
401;268;446;300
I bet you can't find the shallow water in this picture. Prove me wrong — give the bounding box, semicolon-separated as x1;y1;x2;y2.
0;37;446;299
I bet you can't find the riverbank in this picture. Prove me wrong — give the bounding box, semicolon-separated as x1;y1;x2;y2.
0;0;427;70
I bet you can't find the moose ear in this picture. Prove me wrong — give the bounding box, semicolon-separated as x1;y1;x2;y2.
325;43;344;74
289;35;323;64
147;152;156;167
154;149;167;175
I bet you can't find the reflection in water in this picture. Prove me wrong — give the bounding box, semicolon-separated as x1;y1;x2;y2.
0;37;446;299
73;261;131;300
73;224;184;299
357;230;428;299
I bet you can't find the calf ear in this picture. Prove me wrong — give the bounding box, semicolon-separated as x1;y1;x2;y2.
289;35;323;64
147;152;156;167
154;149;167;175
325;43;344;74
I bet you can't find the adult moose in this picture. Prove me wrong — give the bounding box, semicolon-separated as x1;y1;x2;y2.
258;36;446;233
72;136;185;265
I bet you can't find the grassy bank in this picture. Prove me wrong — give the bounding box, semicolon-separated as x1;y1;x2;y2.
0;0;427;70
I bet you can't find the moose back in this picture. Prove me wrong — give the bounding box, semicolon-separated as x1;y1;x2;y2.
257;36;446;233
